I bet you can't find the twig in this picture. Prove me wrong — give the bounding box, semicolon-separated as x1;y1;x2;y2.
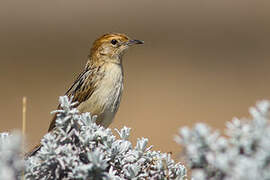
22;96;27;180
22;97;27;135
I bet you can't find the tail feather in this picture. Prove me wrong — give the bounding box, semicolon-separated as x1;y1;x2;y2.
48;113;57;132
26;112;58;157
25;143;41;157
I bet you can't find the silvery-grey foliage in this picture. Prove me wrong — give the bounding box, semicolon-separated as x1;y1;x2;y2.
176;100;270;180
0;132;23;180
24;96;186;180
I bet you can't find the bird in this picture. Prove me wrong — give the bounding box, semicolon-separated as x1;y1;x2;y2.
27;33;144;156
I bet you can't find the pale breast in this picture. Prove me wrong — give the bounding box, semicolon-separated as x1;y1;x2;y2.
77;63;123;127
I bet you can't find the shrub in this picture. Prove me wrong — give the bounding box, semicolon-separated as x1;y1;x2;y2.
175;100;270;180
0;132;23;180
23;96;186;180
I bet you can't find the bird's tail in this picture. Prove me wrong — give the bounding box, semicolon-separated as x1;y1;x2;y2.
25;143;41;157
25;112;58;158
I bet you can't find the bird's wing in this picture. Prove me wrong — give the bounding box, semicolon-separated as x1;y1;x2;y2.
65;67;96;103
48;65;102;132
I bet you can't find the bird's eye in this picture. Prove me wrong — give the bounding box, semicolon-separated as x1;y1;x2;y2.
111;39;118;45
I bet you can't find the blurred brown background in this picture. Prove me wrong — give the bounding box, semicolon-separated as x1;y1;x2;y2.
0;0;270;158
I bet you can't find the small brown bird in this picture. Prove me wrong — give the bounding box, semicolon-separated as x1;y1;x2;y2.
27;33;143;156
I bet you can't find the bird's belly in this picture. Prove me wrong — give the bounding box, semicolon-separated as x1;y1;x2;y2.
77;64;123;127
77;86;122;127
97;109;117;128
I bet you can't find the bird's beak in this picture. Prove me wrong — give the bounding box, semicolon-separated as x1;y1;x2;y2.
127;39;144;46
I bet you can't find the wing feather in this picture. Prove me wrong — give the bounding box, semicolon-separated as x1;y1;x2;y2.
48;64;102;131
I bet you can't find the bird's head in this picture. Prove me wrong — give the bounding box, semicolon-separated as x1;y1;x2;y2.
90;33;144;64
